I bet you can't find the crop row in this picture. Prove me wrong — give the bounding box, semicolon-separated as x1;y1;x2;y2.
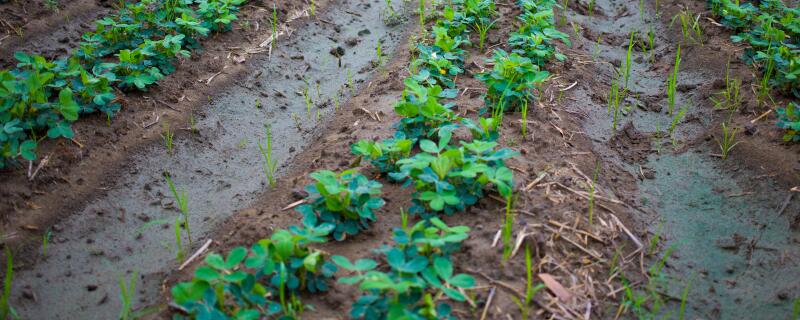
0;0;247;168
707;0;799;141
169;0;569;319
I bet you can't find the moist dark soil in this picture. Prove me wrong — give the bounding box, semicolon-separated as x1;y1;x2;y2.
1;0;798;319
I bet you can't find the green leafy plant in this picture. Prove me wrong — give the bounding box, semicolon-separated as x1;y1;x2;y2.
462;117;500;141
777;102;800;142
351;138;413;174
393;78;460;142
42;229;52;256
477;49;549;113
501;193;514;262
623;31;635;89
334;217;475;320
391;130;517;217
472;17;496;51
171;224;337;319
296;169;386;241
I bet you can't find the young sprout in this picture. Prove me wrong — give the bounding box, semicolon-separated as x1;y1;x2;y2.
716;122;740;160
375;41;384;68
670;8;702;45
520;99;529;138
42;230;52;256
510;244;546;318
257;126;278;187
593;35;602;59
710;61;742;112
188;115;198;134
118;271;137;320
383;0;396;20
418;0;425;30
165;174;191;243
501;194;515;263
334;91;341;111
678;276;693;320
161;123;174;154
587;0;596;17
303;83;313;118
1;247;13;320
623;31;635;89
174;217;184;261
310;0;316;17
669;103;689;143
608;78;626;130
648;222;662;255
757;48;775;107
667;45;681;115
472;18;497;51
347;68;354;92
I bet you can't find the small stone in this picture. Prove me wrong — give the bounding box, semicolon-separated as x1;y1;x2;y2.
291;188;309;200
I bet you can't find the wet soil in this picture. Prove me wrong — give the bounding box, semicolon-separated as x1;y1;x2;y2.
2;0;409;318
557;0;800;317
1;0;797;318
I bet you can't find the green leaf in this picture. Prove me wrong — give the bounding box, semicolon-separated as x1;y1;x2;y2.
447;274;475;288
225;247;247;269
19;140;36;161
58;88;79;121
433;257;453;280
194;266;221;282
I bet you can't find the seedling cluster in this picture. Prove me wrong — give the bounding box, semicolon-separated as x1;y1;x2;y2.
0;0;247;168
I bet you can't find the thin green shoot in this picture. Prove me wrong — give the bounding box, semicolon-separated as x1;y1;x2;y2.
511;244;546;318
0;247;14;320
501;194;514;263
42;229;52;256
418;0;425;31
587;0;595;17
188;115;198;134
165;174;191;243
670;8;702;45
716;122;740;160
588;161;599;225
118;271;137;320
375;41;384;68
648;222;662;255
161;123;174;154
303;83;313;118
520;99;529;138
624;31;635;89
792;298;800;320
711;61;742;112
383;0;396;20
310;0;316;17
669;103;689;143
174;217;184;261
334;91;341;111
608;78;626;130
257;126;278;187
667;45;681;115
472;18;497;51
592;35;602;60
400;207;409;231
678;276;692;320
347;68;354;92
757;47;775;107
